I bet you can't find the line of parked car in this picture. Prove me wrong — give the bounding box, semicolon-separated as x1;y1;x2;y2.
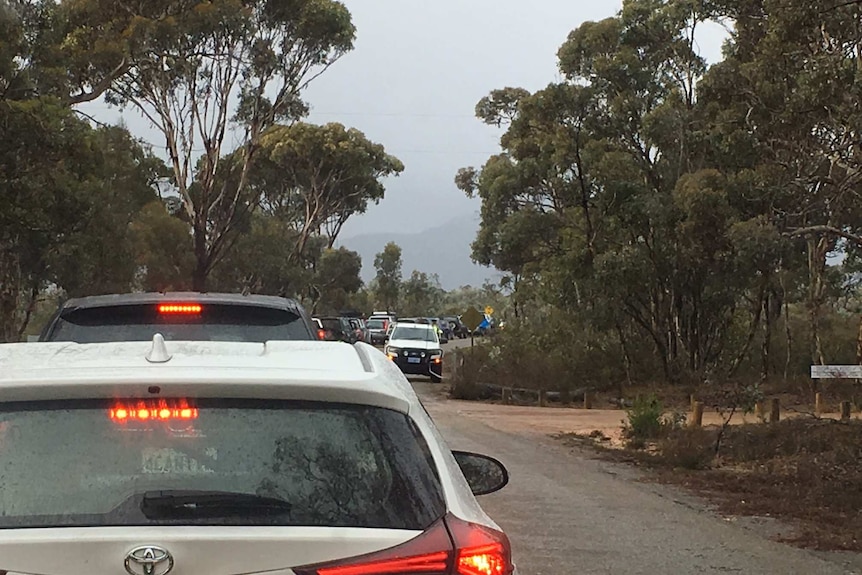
311;311;476;347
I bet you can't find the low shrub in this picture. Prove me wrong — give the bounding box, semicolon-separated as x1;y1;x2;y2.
658;428;716;470
448;347;494;400
623;394;664;445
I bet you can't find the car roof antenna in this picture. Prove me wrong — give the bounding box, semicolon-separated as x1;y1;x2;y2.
146;333;173;364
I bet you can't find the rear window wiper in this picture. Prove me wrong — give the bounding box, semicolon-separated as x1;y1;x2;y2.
141;490;292;519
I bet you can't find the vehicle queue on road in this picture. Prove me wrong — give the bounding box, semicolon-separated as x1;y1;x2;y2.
2;291;516;575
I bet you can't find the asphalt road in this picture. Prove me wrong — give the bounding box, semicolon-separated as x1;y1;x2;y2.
412;379;862;575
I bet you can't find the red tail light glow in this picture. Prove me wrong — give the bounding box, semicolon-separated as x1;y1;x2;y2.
456;543;508;575
318;551;448;575
294;514;512;575
158;304;202;314
110;401;198;422
318;329;326;340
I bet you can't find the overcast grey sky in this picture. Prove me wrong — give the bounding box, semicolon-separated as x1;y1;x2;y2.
81;1;727;239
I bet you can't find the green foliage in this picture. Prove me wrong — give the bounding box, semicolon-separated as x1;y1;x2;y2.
373;242;402;311
82;0;359;289
312;247;363;314
254;121;404;261
0;94;168;339
130;201;195;292
449;347;495;401
458;0;862;385
624;395;665;446
400;271;444;316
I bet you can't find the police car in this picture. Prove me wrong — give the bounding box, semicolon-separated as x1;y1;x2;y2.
0;335;515;575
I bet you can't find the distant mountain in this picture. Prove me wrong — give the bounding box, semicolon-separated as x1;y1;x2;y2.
336;214;502;290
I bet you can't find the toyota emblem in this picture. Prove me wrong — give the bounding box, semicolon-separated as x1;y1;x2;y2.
125;545;174;575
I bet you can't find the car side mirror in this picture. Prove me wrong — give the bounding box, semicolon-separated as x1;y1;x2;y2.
452;451;509;496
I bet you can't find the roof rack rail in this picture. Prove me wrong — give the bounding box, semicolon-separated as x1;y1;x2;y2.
352;343;375;373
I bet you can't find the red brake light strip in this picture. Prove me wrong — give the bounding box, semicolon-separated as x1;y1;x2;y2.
158;304;202;314
110;403;198;422
317;551;448;575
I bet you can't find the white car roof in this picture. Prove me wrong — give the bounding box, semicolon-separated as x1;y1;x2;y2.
393;322;434;329
0;338;414;412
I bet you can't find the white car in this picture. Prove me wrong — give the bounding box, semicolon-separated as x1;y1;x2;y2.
385;322;444;383
0;335;515;575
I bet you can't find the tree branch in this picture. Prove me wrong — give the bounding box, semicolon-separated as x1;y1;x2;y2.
786;225;862;248
68;58;130;105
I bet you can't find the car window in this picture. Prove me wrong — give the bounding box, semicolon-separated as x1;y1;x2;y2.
391;326;438;343
45;305;312;343
320;318;342;331
0;399;445;530
366;319;385;329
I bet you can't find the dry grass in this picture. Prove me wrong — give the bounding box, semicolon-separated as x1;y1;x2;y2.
566;418;862;551
595;378;862;415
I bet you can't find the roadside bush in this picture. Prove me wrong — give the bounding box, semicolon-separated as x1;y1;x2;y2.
658;428;716;470
717;419;862;464
449;346;495;400
476;314;630;396
623;394;664;446
622;395;690;448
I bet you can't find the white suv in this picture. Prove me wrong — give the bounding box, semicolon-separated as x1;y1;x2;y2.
0;336;514;575
385;322;444;383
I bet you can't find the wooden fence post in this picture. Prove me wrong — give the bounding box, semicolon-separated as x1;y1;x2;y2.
815;392;823;416
502;387;512;405
538;390;547;407
754;402;764;421
841;401;852;420
584;391;593;410
770;398;780;423
690;401;704;428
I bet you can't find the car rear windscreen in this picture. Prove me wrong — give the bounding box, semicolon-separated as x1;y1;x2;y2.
45;304;312;342
0;399;445;529
319;318;342;331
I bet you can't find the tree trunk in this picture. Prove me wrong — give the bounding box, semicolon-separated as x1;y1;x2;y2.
615;321;634;389
856;314;862;366
0;245;22;343
192;223;209;292
761;291;772;384
806;236;830;393
728;280;765;377
807;236;829;367
780;268;792;382
16;285;39;342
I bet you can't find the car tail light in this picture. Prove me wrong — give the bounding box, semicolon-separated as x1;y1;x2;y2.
110;401;198;422
294;514;512;575
448;515;512;575
158;303;202;314
317;329;326;340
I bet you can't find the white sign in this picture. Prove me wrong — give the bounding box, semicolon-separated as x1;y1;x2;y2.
811;365;862;379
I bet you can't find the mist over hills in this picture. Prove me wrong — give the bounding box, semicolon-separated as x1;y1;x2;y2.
337;214;501;291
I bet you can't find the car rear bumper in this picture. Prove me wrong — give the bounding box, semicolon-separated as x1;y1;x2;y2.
392;358;443;378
